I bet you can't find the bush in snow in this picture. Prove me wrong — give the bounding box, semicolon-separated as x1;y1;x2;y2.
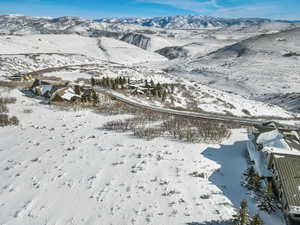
0;96;19;127
0;114;19;127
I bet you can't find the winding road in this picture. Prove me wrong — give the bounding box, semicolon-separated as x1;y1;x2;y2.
19;63;300;131
95;88;300;131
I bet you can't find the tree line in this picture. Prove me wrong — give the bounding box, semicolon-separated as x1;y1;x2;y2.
91;76;175;102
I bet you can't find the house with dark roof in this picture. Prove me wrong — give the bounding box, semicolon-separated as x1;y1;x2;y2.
247;126;300;223
9;73;34;81
247;126;300;177
269;154;300;223
31;79;68;98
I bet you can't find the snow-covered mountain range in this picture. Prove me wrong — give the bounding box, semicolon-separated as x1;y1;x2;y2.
1;14;298;35
98;15;275;29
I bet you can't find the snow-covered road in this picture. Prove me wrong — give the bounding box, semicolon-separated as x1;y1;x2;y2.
96;88;300;130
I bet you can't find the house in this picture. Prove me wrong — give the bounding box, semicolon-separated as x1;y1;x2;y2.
50;87;81;103
247;126;300;177
9;73;34;81
31;79;68;98
269;154;300;223
247;125;300;222
50;85;105;104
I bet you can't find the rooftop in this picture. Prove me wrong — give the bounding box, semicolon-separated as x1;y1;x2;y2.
273;154;300;210
249;124;300;154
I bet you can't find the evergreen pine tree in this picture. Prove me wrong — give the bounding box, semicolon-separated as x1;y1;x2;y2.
150;79;155;88
34;88;41;96
259;180;275;213
111;80;116;89
233;200;250;225
157;88;162;98
171;84;175;93
91;90;99;105
91;77;96;86
152;89;158;97
105;77;110;88
250;214;263;225
108;78;112;89
162;90;167;102
74;85;81;95
156;82;162;91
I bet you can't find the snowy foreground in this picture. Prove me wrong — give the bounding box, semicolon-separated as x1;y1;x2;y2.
0;89;285;225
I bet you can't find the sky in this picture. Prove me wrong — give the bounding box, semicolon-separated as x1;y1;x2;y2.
0;0;299;20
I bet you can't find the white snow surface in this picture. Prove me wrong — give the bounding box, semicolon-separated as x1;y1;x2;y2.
0;34;167;65
257;130;290;151
61;88;80;101
0;88;285;225
43;71;92;82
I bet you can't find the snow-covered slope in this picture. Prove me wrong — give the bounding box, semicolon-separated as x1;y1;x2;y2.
0;88;285;225
0;34;167;73
0;54;100;79
168;27;300;97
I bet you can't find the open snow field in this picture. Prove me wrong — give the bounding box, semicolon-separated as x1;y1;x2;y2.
0;88;285;225
0;34;167;65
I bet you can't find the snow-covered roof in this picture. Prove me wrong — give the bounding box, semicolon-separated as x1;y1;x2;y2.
61;88;79;101
40;84;53;95
257;129;290;152
256;129;300;155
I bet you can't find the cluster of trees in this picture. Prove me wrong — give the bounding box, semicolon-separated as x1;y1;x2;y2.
244;167;276;213
142;79;174;102
91;76;128;90
245;166;262;192
233;200;263;225
74;85;99;104
91;76;175;102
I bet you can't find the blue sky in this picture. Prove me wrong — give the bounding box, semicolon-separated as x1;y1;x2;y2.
0;0;299;20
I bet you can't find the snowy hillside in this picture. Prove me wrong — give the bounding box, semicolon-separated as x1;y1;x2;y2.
0;15;122;36
0;34;166;77
167;27;300;98
0;88;286;225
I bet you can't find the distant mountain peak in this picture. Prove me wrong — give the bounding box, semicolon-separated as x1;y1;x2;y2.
97;14;274;29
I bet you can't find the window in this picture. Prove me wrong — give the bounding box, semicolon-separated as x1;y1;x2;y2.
293;214;300;218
